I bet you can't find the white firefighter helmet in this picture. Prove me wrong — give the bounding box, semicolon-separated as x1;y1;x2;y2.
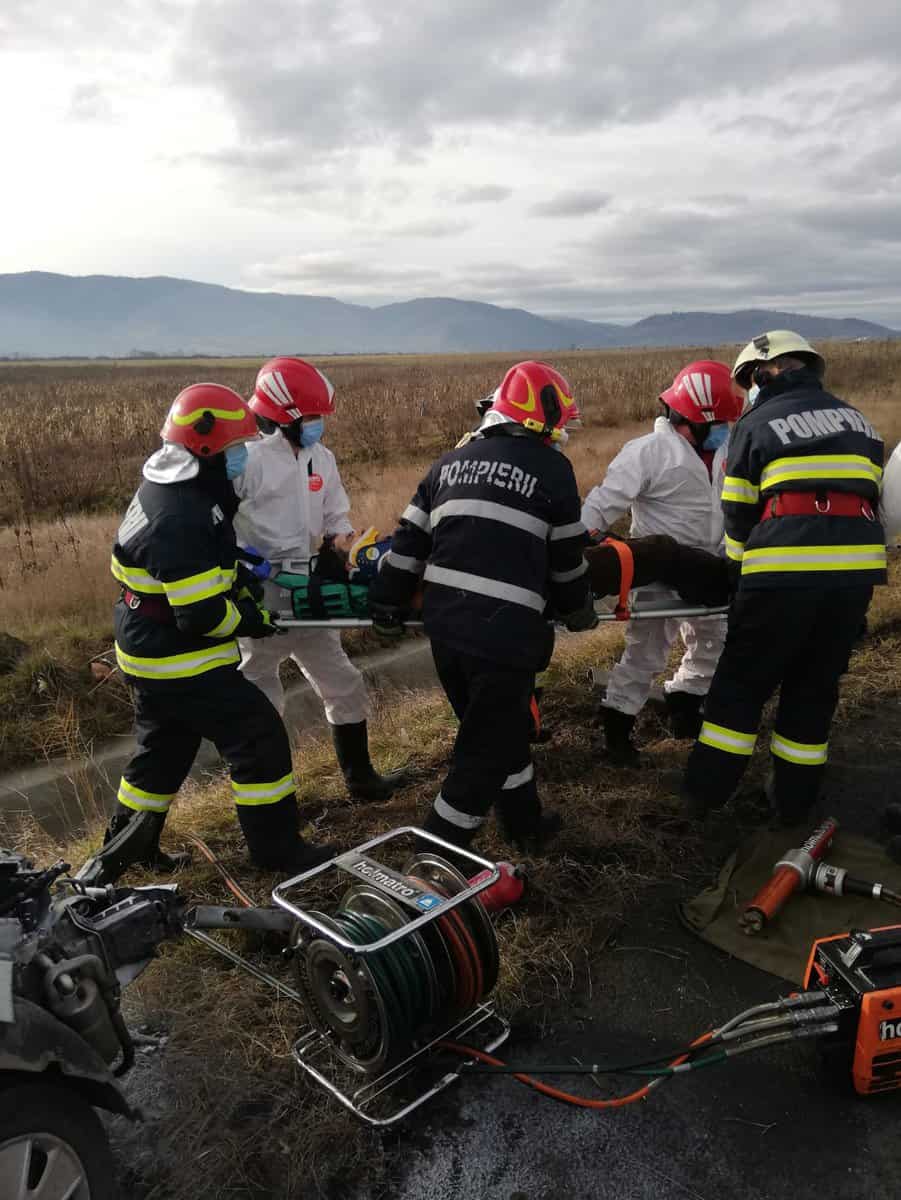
732;330;826;389
880;441;901;543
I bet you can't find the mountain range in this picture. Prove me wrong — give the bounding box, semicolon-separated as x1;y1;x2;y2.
1;271;897;358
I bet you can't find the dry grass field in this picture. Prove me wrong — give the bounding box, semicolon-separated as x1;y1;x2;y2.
1;340;900;773
3;342;901;1199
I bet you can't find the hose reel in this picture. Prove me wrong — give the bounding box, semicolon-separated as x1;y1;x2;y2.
291;852;500;1074
270;828;510;1123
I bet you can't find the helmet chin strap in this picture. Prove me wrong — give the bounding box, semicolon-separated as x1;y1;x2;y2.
752;363;777;388
283;420;304;447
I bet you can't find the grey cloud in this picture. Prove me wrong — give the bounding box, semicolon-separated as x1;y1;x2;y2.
388;219;472;238
452;186;513;205
1;0;180;50
558;197;901;317
530;190;611;218
245;254;438;290
193;146;333;196
176;1;901;182
8;0;901;327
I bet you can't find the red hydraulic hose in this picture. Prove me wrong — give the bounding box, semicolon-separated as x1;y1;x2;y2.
439;1030;714;1110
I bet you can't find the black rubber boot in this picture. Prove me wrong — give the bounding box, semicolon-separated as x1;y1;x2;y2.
774;796;814;830
419;807;477;848
76;804;191;885
413;808;481;871
331;721;410;802
601;707;641;767
679;786;710;822
664;690;704;740
497;807;564;854
236;795;337;873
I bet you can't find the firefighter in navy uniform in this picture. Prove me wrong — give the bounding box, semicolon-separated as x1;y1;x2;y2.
457;390;552;743
95;383;335;879
369;361;596;852
682;332;886;826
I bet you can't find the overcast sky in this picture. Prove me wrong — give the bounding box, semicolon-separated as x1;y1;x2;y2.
3;1;900;325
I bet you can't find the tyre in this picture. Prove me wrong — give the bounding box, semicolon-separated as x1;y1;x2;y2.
0;1079;117;1200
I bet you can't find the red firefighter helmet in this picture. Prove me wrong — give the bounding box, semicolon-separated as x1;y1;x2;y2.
161;383;259;457
660;360;744;425
490;361;579;441
250;357;336;425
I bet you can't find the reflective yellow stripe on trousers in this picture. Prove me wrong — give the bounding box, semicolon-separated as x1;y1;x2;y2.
118;778;176;812
698;721;757;756
231;773;295;806
770;733;828;766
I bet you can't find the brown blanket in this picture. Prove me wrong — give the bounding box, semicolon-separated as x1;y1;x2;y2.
584;535;731;607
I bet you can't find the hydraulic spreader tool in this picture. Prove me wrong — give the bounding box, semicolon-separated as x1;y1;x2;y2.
740;818;901;935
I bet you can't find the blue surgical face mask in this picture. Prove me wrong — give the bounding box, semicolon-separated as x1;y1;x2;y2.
747;384;760;407
224;443;249;479
300;417;324;447
703;424;729;452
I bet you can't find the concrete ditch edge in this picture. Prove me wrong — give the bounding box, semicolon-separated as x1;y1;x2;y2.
0;639;438;838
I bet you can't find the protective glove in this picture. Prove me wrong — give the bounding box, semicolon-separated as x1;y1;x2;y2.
234;597;280;639
369;601;408;641
236;545;272;581
562;598;599;632
235;566;265;603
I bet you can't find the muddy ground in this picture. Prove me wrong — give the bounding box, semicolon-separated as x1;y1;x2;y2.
99;675;901;1200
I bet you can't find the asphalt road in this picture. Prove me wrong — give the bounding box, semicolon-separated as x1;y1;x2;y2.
366;734;901;1200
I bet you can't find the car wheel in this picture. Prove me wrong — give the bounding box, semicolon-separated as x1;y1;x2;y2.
0;1080;117;1200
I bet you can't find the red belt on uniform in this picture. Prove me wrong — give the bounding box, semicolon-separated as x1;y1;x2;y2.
122;589;176;623
760;491;876;521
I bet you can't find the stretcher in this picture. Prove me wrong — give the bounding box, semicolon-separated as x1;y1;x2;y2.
261;528;733;629
272;602;730;630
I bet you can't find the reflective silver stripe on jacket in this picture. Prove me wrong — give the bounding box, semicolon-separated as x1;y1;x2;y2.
550;520;587;541
423;565;546;612
430;498;550;540
402;503;431;532
384;551;426;575
550;560;588;583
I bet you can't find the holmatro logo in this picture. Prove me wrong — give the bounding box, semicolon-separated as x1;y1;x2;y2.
879;1020;901;1042
351;860;416;898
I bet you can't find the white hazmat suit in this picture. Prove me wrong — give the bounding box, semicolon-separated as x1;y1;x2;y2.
232;432;369;724
581;416;728;717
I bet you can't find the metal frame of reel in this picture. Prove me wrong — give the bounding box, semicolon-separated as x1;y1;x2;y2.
270;827;510;1125
186;829;510;1125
